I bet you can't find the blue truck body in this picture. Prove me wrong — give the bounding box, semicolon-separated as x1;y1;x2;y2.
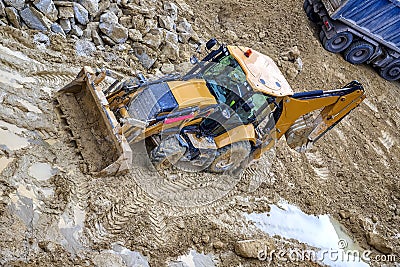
306;0;400;80
328;0;400;53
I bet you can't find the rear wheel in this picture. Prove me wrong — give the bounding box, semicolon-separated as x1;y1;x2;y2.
344;41;374;64
150;135;186;170
320;30;353;53
303;0;320;22
379;60;400;81
209;141;251;174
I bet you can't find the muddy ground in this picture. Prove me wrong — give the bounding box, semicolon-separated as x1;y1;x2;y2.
0;0;399;266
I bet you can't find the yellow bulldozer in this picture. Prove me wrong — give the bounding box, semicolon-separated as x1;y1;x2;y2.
55;39;365;176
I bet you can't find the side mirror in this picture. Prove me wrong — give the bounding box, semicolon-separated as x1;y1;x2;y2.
190;55;199;65
206;38;217;50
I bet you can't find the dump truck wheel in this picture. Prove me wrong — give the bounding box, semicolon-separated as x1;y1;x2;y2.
209;141;251;174
379;60;400;81
150;135;186;170
344;41;374;64
303;0;319;22
320;30;353;53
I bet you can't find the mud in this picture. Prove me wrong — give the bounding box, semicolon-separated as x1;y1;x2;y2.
0;0;399;266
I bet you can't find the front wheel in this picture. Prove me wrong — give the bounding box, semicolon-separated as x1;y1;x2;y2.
379;60;400;81
344;41;374;64
150;135;186;170
303;0;320;22
320;30;353;53
209;141;251;174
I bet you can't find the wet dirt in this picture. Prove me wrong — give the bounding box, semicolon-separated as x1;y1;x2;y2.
0;0;399;266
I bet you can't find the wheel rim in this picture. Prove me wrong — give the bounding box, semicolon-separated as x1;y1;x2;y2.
215;151;234;171
389;66;400;77
331;36;348;50
351;49;369;62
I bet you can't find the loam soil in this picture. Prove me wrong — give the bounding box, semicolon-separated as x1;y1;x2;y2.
0;0;399;266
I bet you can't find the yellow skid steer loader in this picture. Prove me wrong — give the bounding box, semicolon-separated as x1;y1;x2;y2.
55;39;365;176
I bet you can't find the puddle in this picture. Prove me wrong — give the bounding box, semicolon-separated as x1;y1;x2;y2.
29;162;53;181
0;157;14;173
58;206;86;253
0;129;29;150
170;250;216;267
245;202;369;266
17;99;42;113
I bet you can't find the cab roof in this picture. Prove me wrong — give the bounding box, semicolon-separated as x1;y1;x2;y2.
228;45;294;97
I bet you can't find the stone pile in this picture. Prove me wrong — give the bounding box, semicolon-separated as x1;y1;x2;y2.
0;0;201;69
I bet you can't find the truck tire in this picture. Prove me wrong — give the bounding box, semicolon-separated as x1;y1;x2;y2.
303;0;320;22
151;135;186;170
344;41;374;64
209;141;251;174
379;60;400;81
320;30;353;53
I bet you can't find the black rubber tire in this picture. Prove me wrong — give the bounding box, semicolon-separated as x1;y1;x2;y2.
320;30;353;53
303;0;320;22
150;135;186;170
379;60;400;81
209;141;251;174
344;41;374;64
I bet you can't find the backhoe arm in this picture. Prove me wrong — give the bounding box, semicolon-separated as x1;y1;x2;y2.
276;81;365;152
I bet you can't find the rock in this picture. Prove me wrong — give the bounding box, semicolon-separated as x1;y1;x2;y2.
73;3;89;25
132;46;156;69
175;0;194;16
38;241;59;253
142;29;162;50
119;16;132;28
162;41;179;61
225;29;238;42
71;24;83;37
99;12;128;44
122;3;155;18
96;0;109;16
108;3;122;17
201;234;210;244
33;0;58;21
234;239;274;259
101;35;116;46
158;15;175;31
33;32;50;46
161;63;174;74
213;240;225;249
366;232;392;254
178;32;191;44
59;18;71;33
58;6;74;19
86;22;103;45
281;46;301;61
76;39;96;56
128;29;142;42
131;15;145;33
93;252;125;267
144;18;157;33
79;0;98;16
51;22;65;36
3;0;24;10
296;57;303;72
286;67;299;79
5;7;21;28
339;210;350;219
176;18;192;33
0;0;5;17
164;2;178;21
20;7;51;31
164;30;178;44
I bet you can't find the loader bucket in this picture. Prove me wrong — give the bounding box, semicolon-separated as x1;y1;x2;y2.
55;67;132;176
